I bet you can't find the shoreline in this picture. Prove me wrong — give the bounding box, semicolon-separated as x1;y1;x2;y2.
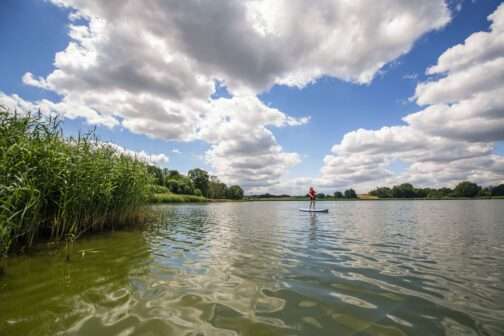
149;195;504;204
243;197;504;201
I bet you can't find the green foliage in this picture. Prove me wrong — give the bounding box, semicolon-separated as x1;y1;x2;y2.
344;189;357;199
478;187;492;197
227;185;244;200
166;170;181;179
0;107;152;256
188;168;210;197
454;181;481;198
490;184;504;196
369;187;393;198
148;165;164;186
414;188;430;198
208;176;228;199
427;187;453;198
153;168;244;200
333;191;343;198
368;181;502;199
370;183;453;199
150;184;170;194
150;193;207;203
317;193;326;198
392;183;416;198
165;177;195;195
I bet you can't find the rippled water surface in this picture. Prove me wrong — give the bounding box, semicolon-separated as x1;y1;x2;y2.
1;201;504;335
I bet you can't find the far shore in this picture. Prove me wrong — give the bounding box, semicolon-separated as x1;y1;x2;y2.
243;197;504;202
150;194;504;204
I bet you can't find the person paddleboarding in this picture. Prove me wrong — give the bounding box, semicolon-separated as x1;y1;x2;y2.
308;186;317;209
299;187;328;213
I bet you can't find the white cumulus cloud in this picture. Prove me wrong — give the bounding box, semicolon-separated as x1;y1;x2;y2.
320;4;504;192
4;0;453;190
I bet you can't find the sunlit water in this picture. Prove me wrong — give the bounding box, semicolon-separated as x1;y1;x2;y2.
1;201;504;335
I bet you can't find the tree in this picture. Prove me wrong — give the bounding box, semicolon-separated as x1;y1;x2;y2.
148;165;164;185
317;193;325;199
167;170;181;179
453;181;481;198
414;188;430;198
188;168;210;197
478;187;491;197
344;189;357;199
208;176;228;199
166;176;195;195
178;179;195;195
227;185;244;200
437;187;453;197
392;183;416;198
166;179;179;193
333;191;343;198
491;184;504;196
369;187;392;198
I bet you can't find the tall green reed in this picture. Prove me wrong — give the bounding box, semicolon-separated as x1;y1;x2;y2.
0;106;153;257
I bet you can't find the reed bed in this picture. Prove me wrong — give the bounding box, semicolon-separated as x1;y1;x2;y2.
0;106;153;257
150;193;207;203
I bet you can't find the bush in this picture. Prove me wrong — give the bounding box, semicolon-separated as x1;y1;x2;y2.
333;191;343;198
227;185;244;200
454;181;481;198
344;189;357;199
150;184;170;194
369;187;392;198
150;193;207;203
392;183;416;198
491;184;504;196
165;177;195;195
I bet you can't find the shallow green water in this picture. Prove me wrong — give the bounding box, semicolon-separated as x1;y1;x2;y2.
1;201;504;335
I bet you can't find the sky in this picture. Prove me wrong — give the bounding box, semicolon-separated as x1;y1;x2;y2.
1;0;504;194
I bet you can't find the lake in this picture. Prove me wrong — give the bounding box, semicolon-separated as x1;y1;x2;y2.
1;200;504;335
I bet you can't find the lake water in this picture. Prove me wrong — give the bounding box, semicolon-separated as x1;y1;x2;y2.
1;200;504;335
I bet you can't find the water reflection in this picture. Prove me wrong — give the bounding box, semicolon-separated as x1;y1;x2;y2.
1;201;504;335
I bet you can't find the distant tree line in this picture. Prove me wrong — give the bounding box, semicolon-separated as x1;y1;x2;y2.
369;181;504;199
247;193;292;198
247;189;359;199
315;189;358;199
331;189;358;199
148;166;244;200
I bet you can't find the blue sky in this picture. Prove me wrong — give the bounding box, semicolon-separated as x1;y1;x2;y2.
1;0;503;193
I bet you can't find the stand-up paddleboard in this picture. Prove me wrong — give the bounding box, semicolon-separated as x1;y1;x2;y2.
299;208;329;213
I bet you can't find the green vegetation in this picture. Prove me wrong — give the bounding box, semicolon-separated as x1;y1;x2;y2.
369;181;504;199
344;189;358;199
0;104;245;261
227;185;245;200
188;168;210;197
333;191;343;198
245;195;307;201
0;107;153;257
453;181;481;197
247;182;504;201
150;193;207;203
147;165;244;201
